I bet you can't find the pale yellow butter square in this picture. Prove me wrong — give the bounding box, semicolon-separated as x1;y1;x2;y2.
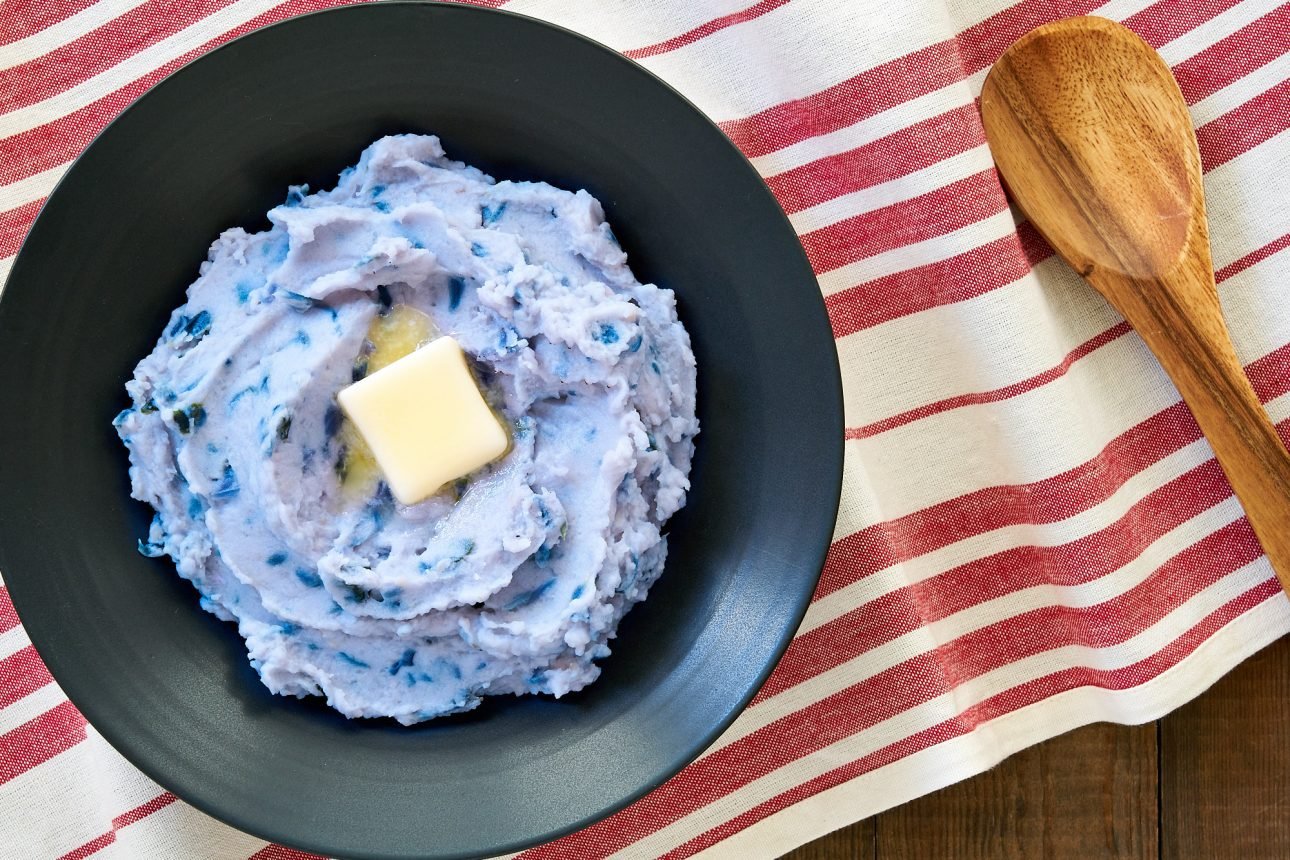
336;336;507;505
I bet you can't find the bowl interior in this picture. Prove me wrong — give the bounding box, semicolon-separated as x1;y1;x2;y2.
0;4;843;858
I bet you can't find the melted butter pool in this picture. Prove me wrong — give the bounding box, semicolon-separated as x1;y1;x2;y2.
338;304;435;500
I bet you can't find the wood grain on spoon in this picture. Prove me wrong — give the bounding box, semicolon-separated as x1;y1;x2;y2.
980;16;1290;592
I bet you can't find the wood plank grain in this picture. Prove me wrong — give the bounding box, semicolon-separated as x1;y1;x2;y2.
871;723;1157;859
782;818;875;860
1161;634;1290;859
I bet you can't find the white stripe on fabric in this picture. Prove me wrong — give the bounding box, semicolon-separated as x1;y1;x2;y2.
1225;244;1290;362
943;0;1160;33
830;441;881;543
818;433;1232;634
749;79;976;179
111;798;269;859
832;256;1100;425
0;0;153;71
836;232;1286;441
1205;130;1290;263
787;145;995;234
83;726;173;822
746;0;1260;182
695;592;1290;860
615;555;1278;860
844;336;1183;522
0;681;65;735
1079;0;1167;20
501;0;755;52
1157;0;1283;65
0;741;118;859
0;0;289;137
636;0;957;122
828;131;1289;433
830;368;1289;565
963;63;991;97
0;163;65;213
816;208;1017;295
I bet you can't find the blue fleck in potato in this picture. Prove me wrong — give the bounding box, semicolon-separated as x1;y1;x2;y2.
114;134;698;724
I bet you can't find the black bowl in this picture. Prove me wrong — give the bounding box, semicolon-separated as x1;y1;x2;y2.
0;4;842;858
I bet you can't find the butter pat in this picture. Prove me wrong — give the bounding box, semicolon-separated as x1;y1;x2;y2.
336;336;508;505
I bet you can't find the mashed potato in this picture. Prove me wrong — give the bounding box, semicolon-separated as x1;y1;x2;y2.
114;135;697;723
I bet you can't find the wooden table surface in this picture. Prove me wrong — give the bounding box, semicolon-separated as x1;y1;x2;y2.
784;633;1290;859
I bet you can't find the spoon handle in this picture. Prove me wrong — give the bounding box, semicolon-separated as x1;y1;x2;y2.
1091;249;1290;590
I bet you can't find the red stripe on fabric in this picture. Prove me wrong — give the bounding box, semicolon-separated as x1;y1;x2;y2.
1216;232;1290;282
0;700;86;785
664;578;1282;859
0;645;54;708
766;102;986;215
845;320;1133;440
760;0;1249;243
839;226;1286;440
801;169;1005;274
450;0;509;7
706;0;1250;242
1120;0;1243;47
953;0;1125;73
823;86;1278;339
0;199;45;260
718;0;1107;159
717;40;963;160
824;233;1023;336
0;588;19;635
762;455;1237;701
0;0;239;113
827;350;1290;609
1246;341;1290;404
56;793;180;860
0;0;101;46
821;17;1278;338
112;792;178;828
720;0;1246;160
524;520;1265;859
623;0;792;60
0;0;362;188
825;351;1290;605
1172;4;1290;105
1196;78;1290;171
829;404;1192;596
56;832;115;860
248;845;329;859
839;225;1282;440
1014;219;1057;263
825;224;1048;338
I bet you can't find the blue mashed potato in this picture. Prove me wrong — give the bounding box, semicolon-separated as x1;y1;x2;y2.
114;135;698;723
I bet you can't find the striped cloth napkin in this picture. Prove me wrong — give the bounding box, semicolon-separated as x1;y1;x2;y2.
3;0;1288;857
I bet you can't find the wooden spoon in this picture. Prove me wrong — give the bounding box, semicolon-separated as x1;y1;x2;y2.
980;16;1290;591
